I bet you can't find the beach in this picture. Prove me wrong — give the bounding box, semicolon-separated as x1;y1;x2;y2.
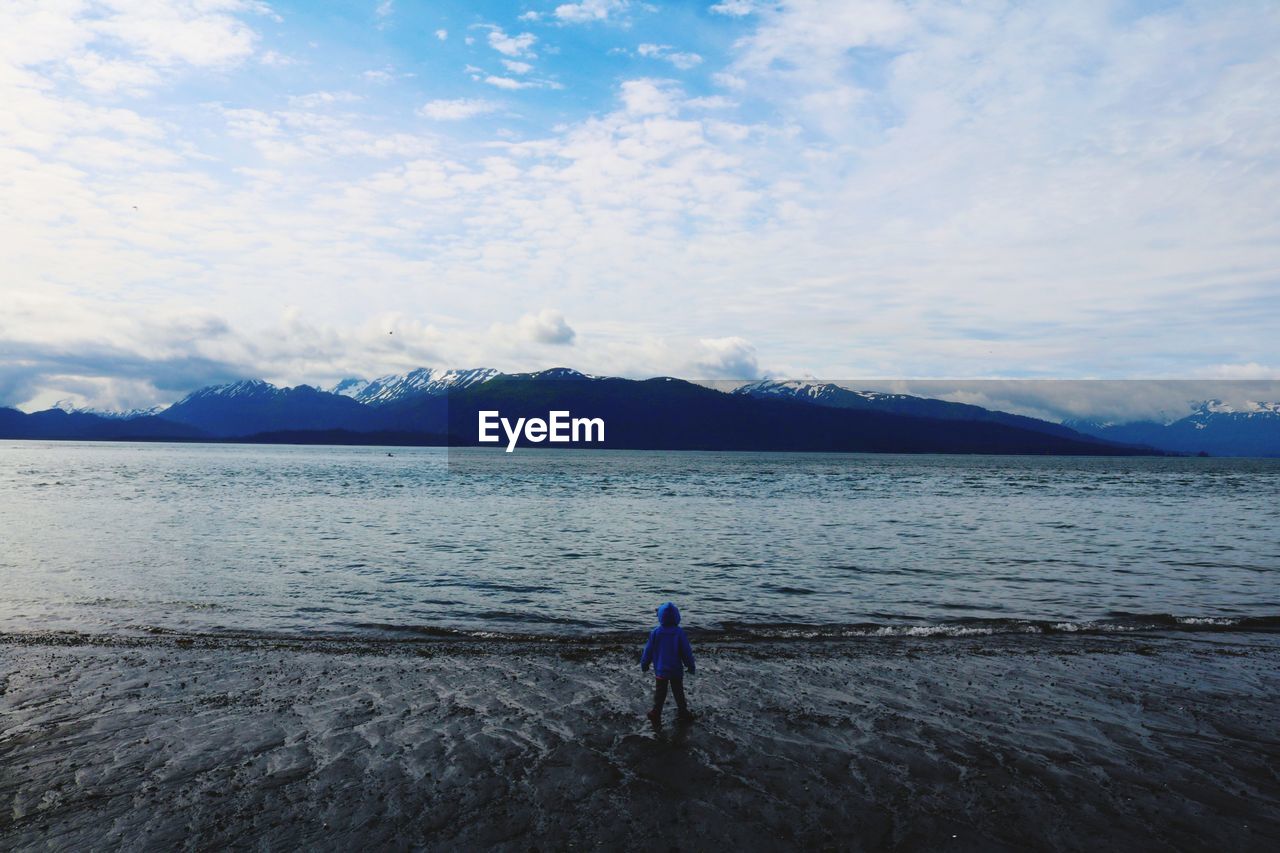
3;629;1277;851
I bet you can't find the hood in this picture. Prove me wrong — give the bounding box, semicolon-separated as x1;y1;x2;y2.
657;602;681;627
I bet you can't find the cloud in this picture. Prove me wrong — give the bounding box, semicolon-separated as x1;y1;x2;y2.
1;299;581;410
554;1;630;24
618;78;679;115
261;50;296;67
0;293;248;410
288;91;361;109
487;28;537;58
418;98;500;120
0;0;269;97
435;29;448;41
91;0;266;69
502;60;534;75
636;44;702;70
684;95;736;110
0;294;463;410
732;0;913;73
1195;363;1280;380
855;380;1280;425
375;1;394;22
221;105;436;161
513;310;577;346
690;337;759;379
480;74;561;91
710;1;758;16
65;53;163;96
711;72;746;91
484;75;535;90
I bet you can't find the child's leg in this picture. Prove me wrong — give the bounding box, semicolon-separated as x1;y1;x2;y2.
652;677;669;713
670;678;689;714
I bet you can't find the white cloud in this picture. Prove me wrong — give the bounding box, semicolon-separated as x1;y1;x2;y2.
618;78;679;115
502;60;534;74
636;43;702;70
375;1;394;21
435;29;448;41
518;12;541;23
554;1;630;24
221;105;436;161
505;309;577;346
92;0;266;68
691;337;759;378
712;72;746;91
419;98;500;120
485;75;534;90
685;96;736;110
487;28;537;58
1196;363;1280;380
0;0;269;97
665;52;702;70
66;53;163;96
261;50;296;67
710;1;758;16
288;91;361;108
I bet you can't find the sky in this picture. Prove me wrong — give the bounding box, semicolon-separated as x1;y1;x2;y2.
2;0;1279;415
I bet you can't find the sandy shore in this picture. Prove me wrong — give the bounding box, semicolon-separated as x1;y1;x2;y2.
2;630;1278;851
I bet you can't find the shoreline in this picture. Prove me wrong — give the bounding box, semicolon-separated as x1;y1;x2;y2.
3;631;1277;850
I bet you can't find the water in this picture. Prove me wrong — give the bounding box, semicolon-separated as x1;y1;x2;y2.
1;442;1278;638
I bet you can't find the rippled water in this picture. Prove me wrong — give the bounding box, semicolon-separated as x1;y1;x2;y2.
1;442;1277;637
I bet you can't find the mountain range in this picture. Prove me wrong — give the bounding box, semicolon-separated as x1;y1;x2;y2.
2;370;1277;455
1064;400;1280;458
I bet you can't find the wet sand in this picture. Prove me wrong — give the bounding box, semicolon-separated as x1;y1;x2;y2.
2;630;1278;851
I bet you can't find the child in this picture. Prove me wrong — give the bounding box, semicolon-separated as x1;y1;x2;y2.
640;601;696;725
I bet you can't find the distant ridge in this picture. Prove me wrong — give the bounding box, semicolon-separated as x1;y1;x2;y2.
160;380;375;438
328;368;499;406
0;368;1210;455
734;380;1082;439
1067;399;1280;457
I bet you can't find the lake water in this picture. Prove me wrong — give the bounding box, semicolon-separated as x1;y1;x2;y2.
1;442;1277;639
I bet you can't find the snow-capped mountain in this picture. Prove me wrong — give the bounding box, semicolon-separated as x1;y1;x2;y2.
162;379;375;437
174;379;278;404
1067;399;1280;456
734;380;912;407
1188;399;1280;419
503;367;597;381
734;380;1082;439
52;400;169;419
329;368;499;405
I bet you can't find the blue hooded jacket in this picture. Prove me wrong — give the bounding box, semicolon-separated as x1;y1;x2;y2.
640;602;695;679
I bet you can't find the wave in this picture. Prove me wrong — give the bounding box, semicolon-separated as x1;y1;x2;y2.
346;613;1280;643
709;614;1280;640
5;614;1277;650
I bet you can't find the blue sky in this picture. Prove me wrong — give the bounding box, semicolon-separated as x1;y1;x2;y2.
2;0;1279;413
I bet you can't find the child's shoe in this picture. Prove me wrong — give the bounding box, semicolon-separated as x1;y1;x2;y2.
646;708;661;726
676;710;696;723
